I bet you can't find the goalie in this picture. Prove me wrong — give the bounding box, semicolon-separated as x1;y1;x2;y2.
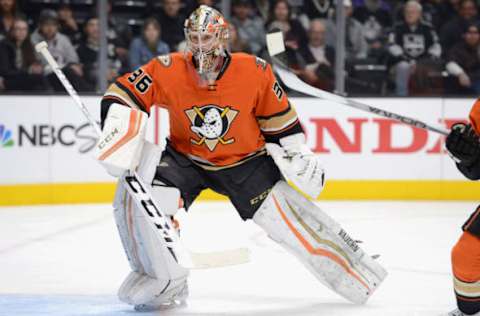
96;5;386;311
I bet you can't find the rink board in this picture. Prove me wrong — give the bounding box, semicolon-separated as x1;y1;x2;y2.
0;96;479;205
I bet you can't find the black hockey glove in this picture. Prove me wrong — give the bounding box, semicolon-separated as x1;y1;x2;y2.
446;123;480;166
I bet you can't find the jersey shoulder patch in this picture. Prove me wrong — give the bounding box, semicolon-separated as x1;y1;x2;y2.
255;57;267;71
157;54;172;67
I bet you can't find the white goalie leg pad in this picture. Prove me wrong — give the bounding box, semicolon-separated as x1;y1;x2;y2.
113;142;188;307
96;103;148;177
253;181;387;304
113;142;164;273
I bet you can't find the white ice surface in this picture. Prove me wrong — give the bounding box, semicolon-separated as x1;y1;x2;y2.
0;200;478;316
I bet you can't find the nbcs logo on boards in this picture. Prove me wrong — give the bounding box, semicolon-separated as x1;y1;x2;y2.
0;124;14;148
0;123;97;153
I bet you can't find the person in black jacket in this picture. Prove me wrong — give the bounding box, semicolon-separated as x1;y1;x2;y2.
353;0;392;46
77;17;121;91
445;101;480;316
0;17;46;91
440;0;480;54
446;23;480;94
0;0;20;41
297;19;335;91
266;0;308;67
302;0;334;21
157;0;185;51
57;4;81;45
388;0;441;96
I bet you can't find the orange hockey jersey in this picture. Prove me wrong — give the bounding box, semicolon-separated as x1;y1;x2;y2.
101;52;302;169
471;99;480;135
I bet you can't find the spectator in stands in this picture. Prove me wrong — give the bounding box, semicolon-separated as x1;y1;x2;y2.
392;0;443;30
446;22;480;94
297;19;335;91
326;0;368;60
77;17;121;90
197;0;219;8
353;0;392;49
107;0;132;74
437;0;462;26
31;9;91;92
267;0;308;67
301;0;334;26
0;76;4;91
0;17;46;91
388;1;441;96
57;4;81;45
352;0;390;9
231;0;265;56
0;0;19;41
157;0;185;51
440;0;479;53
283;0;304;17
184;0;221;14
253;0;272;21
129;17;169;70
228;22;251;53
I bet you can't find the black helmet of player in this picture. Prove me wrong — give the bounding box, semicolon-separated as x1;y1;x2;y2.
184;5;229;82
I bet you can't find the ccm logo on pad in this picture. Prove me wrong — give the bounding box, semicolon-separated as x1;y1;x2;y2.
97;128;120;150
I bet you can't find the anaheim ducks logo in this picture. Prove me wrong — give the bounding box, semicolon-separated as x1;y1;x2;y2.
185;104;239;151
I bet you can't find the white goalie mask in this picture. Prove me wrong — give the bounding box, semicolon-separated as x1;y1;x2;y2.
184;5;229;81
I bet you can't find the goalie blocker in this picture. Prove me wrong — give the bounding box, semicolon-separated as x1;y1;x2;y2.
95;103;148;176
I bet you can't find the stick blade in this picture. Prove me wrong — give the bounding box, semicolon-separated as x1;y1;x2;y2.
35;41;48;53
190;248;250;269
266;31;285;57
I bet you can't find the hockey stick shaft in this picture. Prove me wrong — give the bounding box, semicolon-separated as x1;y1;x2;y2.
35;41;102;137
34;41;193;268
34;41;250;269
274;65;449;136
265;32;449;136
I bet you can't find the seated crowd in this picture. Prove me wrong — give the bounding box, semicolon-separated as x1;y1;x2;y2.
0;0;479;96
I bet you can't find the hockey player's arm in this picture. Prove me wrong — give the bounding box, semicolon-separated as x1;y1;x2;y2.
255;62;325;198
96;61;158;176
446;101;480;180
101;60;158;126
446;123;480;180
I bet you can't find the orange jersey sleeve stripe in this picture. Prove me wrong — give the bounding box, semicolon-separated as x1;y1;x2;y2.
258;108;298;133
102;95;132;108
271;193;371;291
454;277;480;298
261;118;300;135
103;83;140;109
115;81;148;112
455;294;480;302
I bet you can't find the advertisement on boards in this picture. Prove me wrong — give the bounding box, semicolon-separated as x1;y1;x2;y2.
0;96;475;185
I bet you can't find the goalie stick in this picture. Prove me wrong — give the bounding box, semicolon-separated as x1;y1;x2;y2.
265;32;449;136
35;41;249;269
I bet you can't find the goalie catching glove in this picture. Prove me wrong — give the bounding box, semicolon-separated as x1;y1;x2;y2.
266;133;325;199
95;103;148;177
